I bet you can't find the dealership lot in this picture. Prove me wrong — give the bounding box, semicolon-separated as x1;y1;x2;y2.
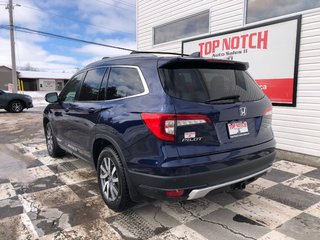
0;107;319;240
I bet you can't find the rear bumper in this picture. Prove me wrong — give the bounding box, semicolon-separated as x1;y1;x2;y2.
187;166;272;200
128;140;276;200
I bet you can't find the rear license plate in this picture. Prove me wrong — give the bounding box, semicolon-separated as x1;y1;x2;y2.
227;121;249;138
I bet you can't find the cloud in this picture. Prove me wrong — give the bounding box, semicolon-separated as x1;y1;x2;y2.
76;0;136;35
0;0;74;71
0;0;136;72
0;37;78;72
32;0;75;9
45;55;77;64
0;0;48;29
75;38;136;66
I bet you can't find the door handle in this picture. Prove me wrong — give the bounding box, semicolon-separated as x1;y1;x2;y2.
88;108;96;113
65;108;70;112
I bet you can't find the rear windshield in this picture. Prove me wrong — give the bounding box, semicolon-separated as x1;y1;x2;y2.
159;68;264;103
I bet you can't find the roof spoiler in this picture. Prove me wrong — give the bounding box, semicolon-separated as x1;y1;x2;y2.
159;58;249;70
189;52;201;57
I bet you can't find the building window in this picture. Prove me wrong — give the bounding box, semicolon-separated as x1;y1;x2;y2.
246;0;320;24
153;10;209;45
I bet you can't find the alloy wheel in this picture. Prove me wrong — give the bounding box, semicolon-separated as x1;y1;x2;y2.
11;102;22;112
46;126;54;153
100;157;119;201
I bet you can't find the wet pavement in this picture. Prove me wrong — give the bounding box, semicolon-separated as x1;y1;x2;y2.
0;107;319;240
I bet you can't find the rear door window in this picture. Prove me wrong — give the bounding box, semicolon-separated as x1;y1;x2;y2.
79;68;107;101
160;68;264;103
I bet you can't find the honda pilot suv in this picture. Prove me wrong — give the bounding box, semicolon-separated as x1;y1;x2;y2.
43;53;276;211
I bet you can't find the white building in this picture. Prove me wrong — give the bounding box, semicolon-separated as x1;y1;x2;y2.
136;0;320;158
19;71;73;91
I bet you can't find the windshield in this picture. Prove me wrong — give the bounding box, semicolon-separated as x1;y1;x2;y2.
159;68;265;103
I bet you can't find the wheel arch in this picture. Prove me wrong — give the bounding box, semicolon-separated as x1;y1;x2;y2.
43;117;49;129
92;134;141;202
92;134;127;170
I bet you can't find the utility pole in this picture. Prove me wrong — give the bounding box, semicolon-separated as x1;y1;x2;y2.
6;0;18;93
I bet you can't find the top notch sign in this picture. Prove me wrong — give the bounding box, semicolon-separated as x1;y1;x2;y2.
199;30;269;56
182;17;301;106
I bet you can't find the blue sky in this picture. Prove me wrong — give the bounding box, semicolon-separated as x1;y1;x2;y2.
0;0;136;72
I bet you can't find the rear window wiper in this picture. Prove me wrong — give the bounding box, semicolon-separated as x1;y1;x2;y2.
204;95;240;103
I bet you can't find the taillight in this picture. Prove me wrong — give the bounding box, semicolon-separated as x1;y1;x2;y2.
141;113;175;141
141;113;211;142
264;106;273;116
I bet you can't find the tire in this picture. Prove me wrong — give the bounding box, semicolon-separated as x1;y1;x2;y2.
45;123;65;158
97;147;130;211
9;100;24;113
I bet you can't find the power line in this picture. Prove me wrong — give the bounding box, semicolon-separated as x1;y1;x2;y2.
17;4;135;35
1;25;187;57
94;0;135;10
0;25;136;52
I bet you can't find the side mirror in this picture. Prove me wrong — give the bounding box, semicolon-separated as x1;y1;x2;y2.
45;92;59;103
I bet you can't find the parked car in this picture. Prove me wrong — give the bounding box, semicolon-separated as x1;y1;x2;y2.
0;89;33;113
43;53;276;211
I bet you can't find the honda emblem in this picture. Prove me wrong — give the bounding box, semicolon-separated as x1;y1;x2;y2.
239;107;247;117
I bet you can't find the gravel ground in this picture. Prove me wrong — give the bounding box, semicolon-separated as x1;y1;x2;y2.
0;107;319;240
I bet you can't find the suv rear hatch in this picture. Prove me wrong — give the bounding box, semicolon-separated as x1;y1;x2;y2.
157;57;273;159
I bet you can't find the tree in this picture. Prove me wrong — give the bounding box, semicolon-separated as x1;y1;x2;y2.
18;63;40;71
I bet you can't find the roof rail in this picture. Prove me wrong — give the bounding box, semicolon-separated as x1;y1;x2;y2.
102;57;110;59
130;51;189;56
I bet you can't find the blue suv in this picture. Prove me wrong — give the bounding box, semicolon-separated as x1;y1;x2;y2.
44;53;276;211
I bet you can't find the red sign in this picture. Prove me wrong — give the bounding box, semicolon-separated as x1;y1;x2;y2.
256;78;294;104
